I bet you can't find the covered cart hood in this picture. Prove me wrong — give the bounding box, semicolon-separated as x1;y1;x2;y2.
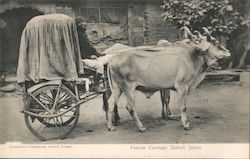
17;14;82;83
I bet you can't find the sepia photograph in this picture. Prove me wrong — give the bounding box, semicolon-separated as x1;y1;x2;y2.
0;0;249;158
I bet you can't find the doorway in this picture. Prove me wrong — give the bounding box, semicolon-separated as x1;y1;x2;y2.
0;7;43;75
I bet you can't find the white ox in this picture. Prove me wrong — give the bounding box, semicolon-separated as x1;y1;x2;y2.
102;42;172;123
105;27;230;132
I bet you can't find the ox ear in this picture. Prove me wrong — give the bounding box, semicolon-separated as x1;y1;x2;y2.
194;40;210;52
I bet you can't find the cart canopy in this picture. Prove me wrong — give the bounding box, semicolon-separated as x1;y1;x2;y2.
17;14;82;83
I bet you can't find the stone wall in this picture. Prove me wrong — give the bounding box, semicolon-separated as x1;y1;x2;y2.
127;1;180;46
127;2;145;46
71;0;129;51
144;2;180;45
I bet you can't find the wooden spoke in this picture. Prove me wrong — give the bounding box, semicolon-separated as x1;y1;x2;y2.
40;92;54;103
30;94;51;113
40;119;51;136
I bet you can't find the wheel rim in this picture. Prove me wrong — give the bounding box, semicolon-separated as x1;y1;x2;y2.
24;85;79;141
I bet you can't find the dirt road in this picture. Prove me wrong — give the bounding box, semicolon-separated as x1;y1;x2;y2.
0;74;249;144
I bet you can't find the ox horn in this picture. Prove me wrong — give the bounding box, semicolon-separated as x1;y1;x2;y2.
181;26;196;39
193;30;205;40
202;27;211;41
202;27;210;35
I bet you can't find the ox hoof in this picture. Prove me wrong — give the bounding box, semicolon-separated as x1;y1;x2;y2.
169;115;181;121
112;119;121;126
161;114;170;120
112;116;120;124
183;122;191;130
139;127;146;133
161;115;167;120
107;126;116;131
113;121;121;126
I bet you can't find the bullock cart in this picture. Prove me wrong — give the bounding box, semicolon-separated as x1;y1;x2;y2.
17;14;171;141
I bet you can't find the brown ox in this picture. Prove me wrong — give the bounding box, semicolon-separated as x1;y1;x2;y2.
105;27;230;132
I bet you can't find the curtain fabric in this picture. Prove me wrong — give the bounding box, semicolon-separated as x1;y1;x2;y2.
17;14;82;83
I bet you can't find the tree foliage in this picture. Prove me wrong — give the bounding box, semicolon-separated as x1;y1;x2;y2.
161;0;247;39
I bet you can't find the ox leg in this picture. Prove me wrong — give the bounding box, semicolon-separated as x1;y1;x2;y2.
113;104;120;125
124;88;146;132
176;86;190;130
160;89;171;120
107;87;122;131
103;86;120;125
103;90;111;115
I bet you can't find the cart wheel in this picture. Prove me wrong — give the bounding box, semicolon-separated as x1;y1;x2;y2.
24;85;79;141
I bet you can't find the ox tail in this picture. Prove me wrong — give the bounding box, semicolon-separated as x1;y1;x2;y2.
102;65;113;112
107;64;113;91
